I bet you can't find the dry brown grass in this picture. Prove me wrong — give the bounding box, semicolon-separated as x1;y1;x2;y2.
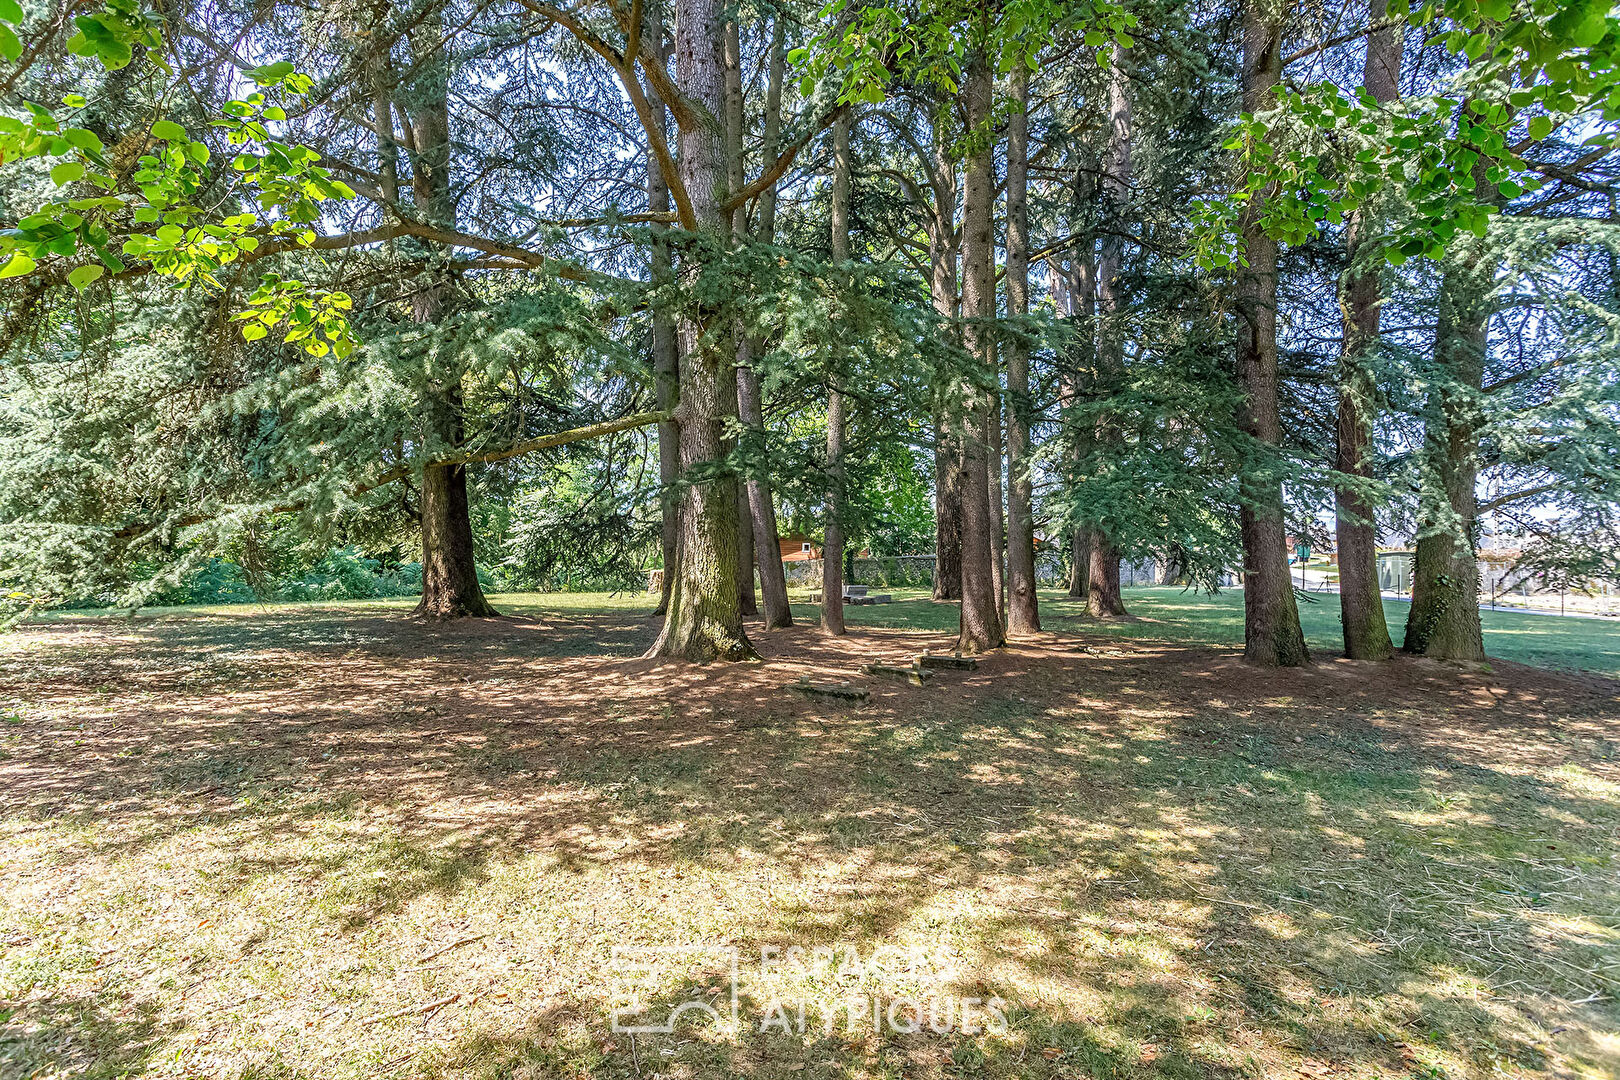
1;594;1617;1079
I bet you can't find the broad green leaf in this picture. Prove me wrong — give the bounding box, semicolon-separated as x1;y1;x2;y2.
0;0;23;24
0;24;19;62
50;161;85;185
67;264;104;289
151;119;187;141
0;253;37;279
1528;115;1553;141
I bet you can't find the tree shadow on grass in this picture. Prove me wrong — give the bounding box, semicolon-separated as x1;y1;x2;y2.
1;615;1617;1077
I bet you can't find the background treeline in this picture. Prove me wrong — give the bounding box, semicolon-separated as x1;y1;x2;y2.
1;0;1617;662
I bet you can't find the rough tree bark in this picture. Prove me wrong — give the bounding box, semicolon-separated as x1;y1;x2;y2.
1062;250;1096;601
1087;56;1133;617
723;18;757;618
735;16;793;629
1004;65;1041;635
648;24;680;617
1334;0;1401;660
956;44;1005;654
929;116;965;602
988;394;1006;618
1236;0;1309;665
1403;153;1496;662
822;112;852;636
407;21;497;619
648;0;756;660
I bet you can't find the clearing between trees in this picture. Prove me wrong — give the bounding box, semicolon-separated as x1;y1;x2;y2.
2;591;1617;1079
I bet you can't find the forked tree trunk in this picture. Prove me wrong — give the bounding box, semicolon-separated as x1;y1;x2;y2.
1235;1;1308;666
648;0;755;661
956;45;1005;655
736;17;793;629
1403;154;1495;662
1334;0;1400;660
406;22;496;620
822;113;852;635
1087;57;1133;618
1004;65;1041;635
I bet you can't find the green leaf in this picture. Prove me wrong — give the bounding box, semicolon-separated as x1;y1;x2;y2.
63;127;104;154
0;24;19;62
1527;115;1553;141
0;253;37;279
240;322;268;341
50;161;85;186
1477;0;1510;17
67;264;104;290
0;0;23;24
61;93;87;108
150;119;187;141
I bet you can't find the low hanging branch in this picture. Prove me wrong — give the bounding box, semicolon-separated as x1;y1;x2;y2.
110;411;668;542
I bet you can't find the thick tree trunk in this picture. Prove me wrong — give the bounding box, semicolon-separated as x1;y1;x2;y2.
736;18;793;630
1086;58;1133;618
928;113;964;603
1087;538;1125;618
1004;65;1041;635
1334;0;1400;660
1235;2;1308;666
648;0;755;661
956;46;1005;654
406;24;496;620
822;113;852;635
1404;160;1494;662
1069;529;1091;601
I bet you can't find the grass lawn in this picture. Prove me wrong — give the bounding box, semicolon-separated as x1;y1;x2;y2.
783;587;1620;679
2;591;1617;1079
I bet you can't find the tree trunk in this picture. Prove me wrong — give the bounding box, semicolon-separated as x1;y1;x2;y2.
648;0;755;661
736;17;793;630
1087;538;1125;618
956;44;1005;655
1069;529;1091;601
1063;249;1096;601
988;394;1006;619
1235;2;1308;666
648;40;680;617
933;430;965;601
929;110;964;603
1403;155;1495;662
1004;65;1041;635
822;113;852;635
1087;57;1133;618
1334;0;1400;660
406;21;496;620
723;18;757;619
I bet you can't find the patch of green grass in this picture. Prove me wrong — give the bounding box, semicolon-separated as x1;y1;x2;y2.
795;586;1620;678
